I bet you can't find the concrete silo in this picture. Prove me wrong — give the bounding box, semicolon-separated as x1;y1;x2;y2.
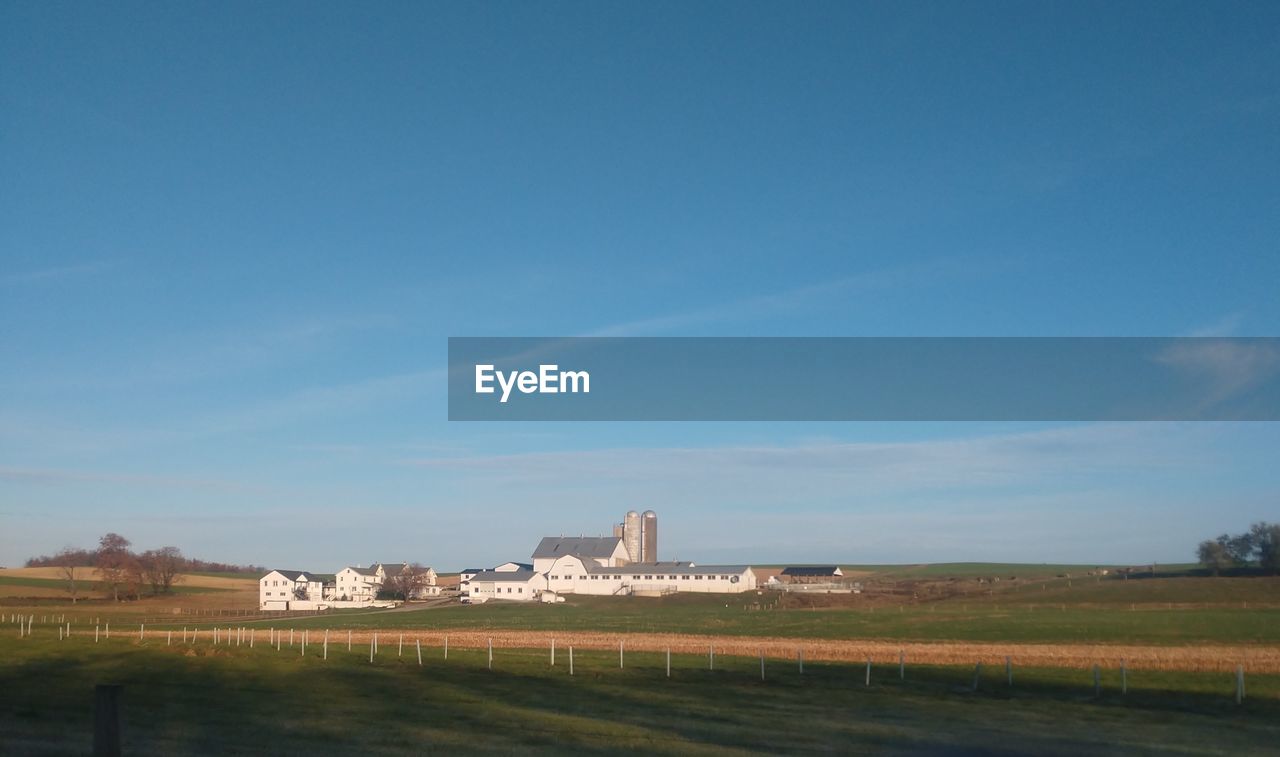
623;510;642;563
641;510;658;563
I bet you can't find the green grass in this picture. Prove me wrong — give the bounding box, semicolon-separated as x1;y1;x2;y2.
215;591;1280;645
2;634;1277;755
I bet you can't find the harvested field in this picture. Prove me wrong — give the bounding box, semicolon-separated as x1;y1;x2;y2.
138;627;1280;673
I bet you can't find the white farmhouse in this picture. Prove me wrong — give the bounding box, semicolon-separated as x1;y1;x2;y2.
334;562;441;604
259;570;327;611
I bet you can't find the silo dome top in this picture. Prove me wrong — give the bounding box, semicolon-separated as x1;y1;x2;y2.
626;510;639;518
643;510;656;517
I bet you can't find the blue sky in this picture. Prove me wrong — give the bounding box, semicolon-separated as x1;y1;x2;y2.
2;1;1277;570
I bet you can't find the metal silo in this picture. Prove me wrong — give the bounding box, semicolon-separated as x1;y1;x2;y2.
642;510;657;563
624;510;642;563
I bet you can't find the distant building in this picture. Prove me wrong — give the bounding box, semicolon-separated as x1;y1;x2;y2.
468;534;756;603
780;566;844;584
259;570;326;610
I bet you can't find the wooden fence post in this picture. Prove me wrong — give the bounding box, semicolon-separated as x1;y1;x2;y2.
865;658;872;687
1121;659;1127;694
1093;665;1100;696
971;662;982;692
551;638;555;666
798;648;803;675
1236;665;1245;704
488;637;493;670
569;645;574;676
760;650;765;681
1005;656;1012;686
416;638;422;666
666;648;671;678
93;684;124;757
619;640;624;669
709;644;715;671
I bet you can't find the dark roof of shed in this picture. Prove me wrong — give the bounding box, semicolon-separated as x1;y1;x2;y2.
780;566;840;576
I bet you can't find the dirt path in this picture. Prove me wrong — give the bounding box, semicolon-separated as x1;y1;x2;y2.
139;627;1280;673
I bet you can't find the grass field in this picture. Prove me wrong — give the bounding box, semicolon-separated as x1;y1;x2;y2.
2;633;1278;755
5;567;1280;753
228;590;1280;646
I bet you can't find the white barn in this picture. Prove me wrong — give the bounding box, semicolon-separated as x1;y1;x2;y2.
467;536;756;603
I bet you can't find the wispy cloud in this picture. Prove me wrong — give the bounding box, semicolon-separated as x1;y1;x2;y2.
0;464;271;494
190;368;444;435
583;257;978;337
1184;312;1245;338
1155;339;1280;413
405;424;1209;493
1;260;120;286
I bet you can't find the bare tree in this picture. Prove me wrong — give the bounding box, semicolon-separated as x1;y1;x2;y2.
54;546;82;601
139;547;186;594
1197;539;1235;577
96;533;133;601
384;563;430;600
1253;522;1280;574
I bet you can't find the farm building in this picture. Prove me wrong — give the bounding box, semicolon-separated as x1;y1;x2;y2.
262;562;439;609
258;570;328;610
780;566;844;584
468;535;757;603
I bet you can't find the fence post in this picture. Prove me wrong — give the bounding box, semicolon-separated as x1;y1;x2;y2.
971;662;982;692
1006;656;1012;686
709;644;715;671
798;648;803;675
370;638;375;663
167;631;171;646
399;634;404;658
488;637;493;670
667;648;671;678
95;625;100;643
1121;659;1127;694
899;649;905;680
139;624;144;641
1236;665;1245;704
551;638;555;666
348;629;352;652
619;640;624;669
569;645;574;676
1093;664;1100;696
865;658;872;687
760;650;765;681
93;684;124;757
322;630;327;659
445;635;449;659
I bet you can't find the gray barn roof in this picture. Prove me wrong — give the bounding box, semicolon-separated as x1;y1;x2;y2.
268;570;323;582
532;536;623;559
